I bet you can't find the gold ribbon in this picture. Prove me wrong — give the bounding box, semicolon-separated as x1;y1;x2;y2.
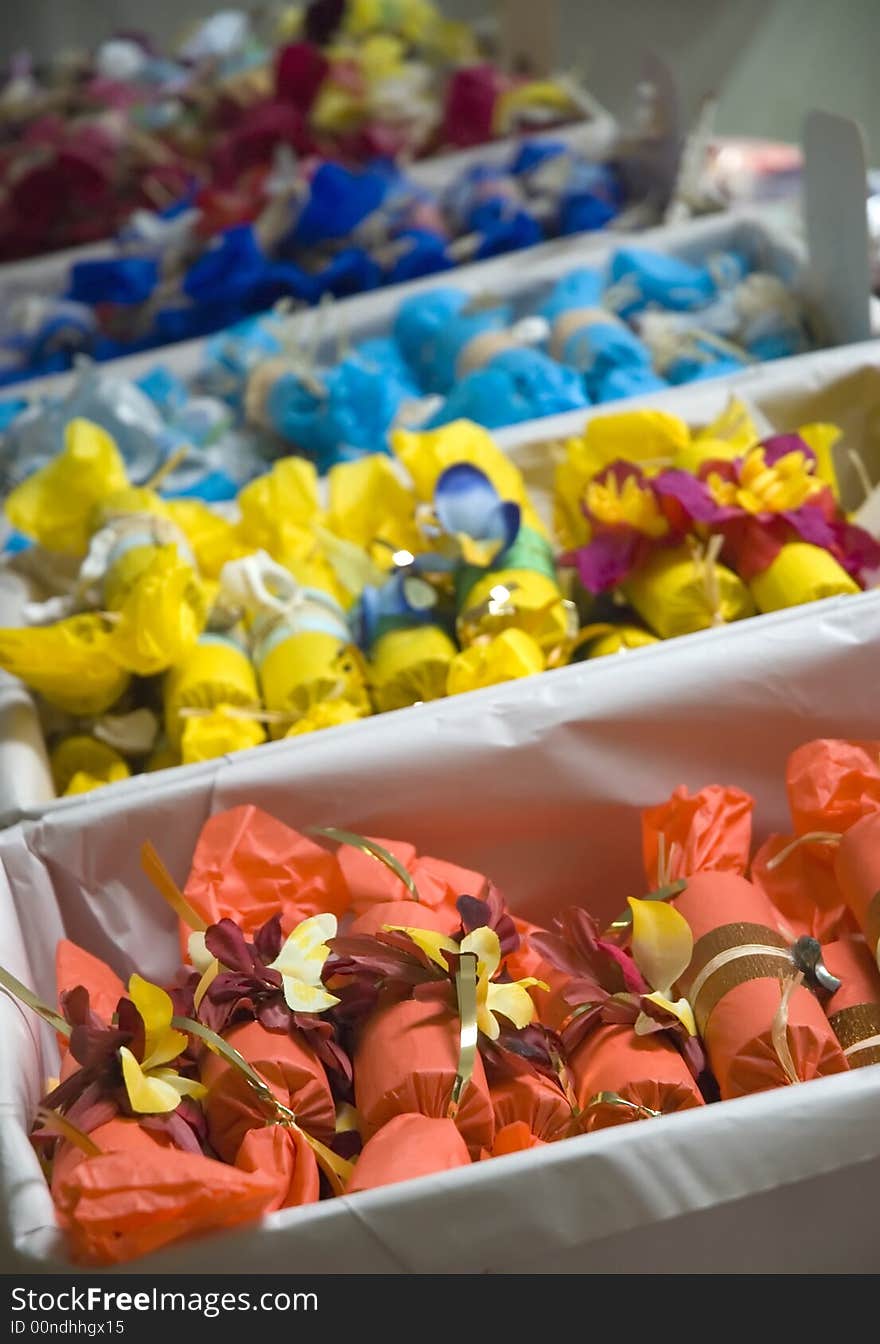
310;827;422;902
680;922;792;1036
829;1003;880;1064
448;952;478;1117
141;841;207;932
865;890;880;961
583;1091;662;1121
174;1015;354;1196
0;965;70;1037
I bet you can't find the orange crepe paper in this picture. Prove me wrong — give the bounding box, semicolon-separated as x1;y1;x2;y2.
347;1113;471;1195
786;738;880;839
338;836;487;923
183;805;350;938
822;936;880;1068
642;785;754;886
200;1019;335;1162
674;872;848;1099
348;899;457;937
354;998;495;1158
50;1117;175;1196
834;812;880;957
234;1124;321;1210
506;917;570;1030
569;1024;704;1131
54;1146;278;1266
490;1072;573;1144
750;835;856;942
491;1121;546;1155
55;940;124;1023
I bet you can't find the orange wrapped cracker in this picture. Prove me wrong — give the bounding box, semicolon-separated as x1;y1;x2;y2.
835;812;880;960
569;1024;704;1131
348;899;456;937
674;872;848;1099
786;738;880;839
50;1117;175;1195
822;936;880;1068
347;1113;471;1194
492;1121;546;1155
183;805;350;935
234;1124;321;1209
642;784;754;886
54;1146;278;1266
339;836;487;924
354;998;495;1157
200;1019;335;1161
490;1072;573;1144
751;833;855;942
55;940;124;1023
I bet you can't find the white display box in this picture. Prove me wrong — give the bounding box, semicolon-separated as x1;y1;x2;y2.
2;580;880;1273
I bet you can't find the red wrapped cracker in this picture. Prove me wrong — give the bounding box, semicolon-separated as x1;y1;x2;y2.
347;1113;471;1194
569;1024;704;1130
200;1019;335;1161
234;1124;321;1209
822;936;880;1069
673;872;848;1099
183;805;350;937
354;998;495;1157
339;835;487;925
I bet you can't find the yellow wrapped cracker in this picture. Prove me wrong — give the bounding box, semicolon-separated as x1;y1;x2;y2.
106;545;208;677
0;615;130;716
580;623;660;658
253;590;370;740
180;706;266;765
622;543;755;639
236;457;322;564
6;419;128;555
446;628;544;696
163;634;263;749
675;398;760;475
748;542;859;614
50;736;130;796
456;527;570;654
284;700;365;736
370;625;457;711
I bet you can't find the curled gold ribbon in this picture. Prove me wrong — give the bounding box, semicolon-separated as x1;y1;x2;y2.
449;952;478;1117
583;1091;662;1120
140;841;208;932
310;827;421;902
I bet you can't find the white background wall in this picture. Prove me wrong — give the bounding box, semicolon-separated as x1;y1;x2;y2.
1;0;878;150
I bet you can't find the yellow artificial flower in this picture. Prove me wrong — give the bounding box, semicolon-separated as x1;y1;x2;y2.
705;446;823;516
6;418;128;555
627;898;696;1036
119;975;206;1114
390;924;546;1041
268;914;341;1013
585;473;669;538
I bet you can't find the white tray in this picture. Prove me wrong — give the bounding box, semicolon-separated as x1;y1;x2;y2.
2;576;880;1271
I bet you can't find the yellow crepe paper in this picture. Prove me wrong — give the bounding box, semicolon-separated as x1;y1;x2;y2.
492;81;579;136
370;625;457;711
257;627;370;740
236;457;323;565
107;547;209;676
166;500;251;581
623;544;755;639
0;614;131;716
342;0;436;43
392;420;547;537
180;707;266;765
164;635;262;748
50;736;131;797
284;699;366;736
581;623;659;658
446;628;544;695
326;455;420;568
748;542;859;614
92;487;171;531
676;398;761;474
798;422;841;499
6;418;128;555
